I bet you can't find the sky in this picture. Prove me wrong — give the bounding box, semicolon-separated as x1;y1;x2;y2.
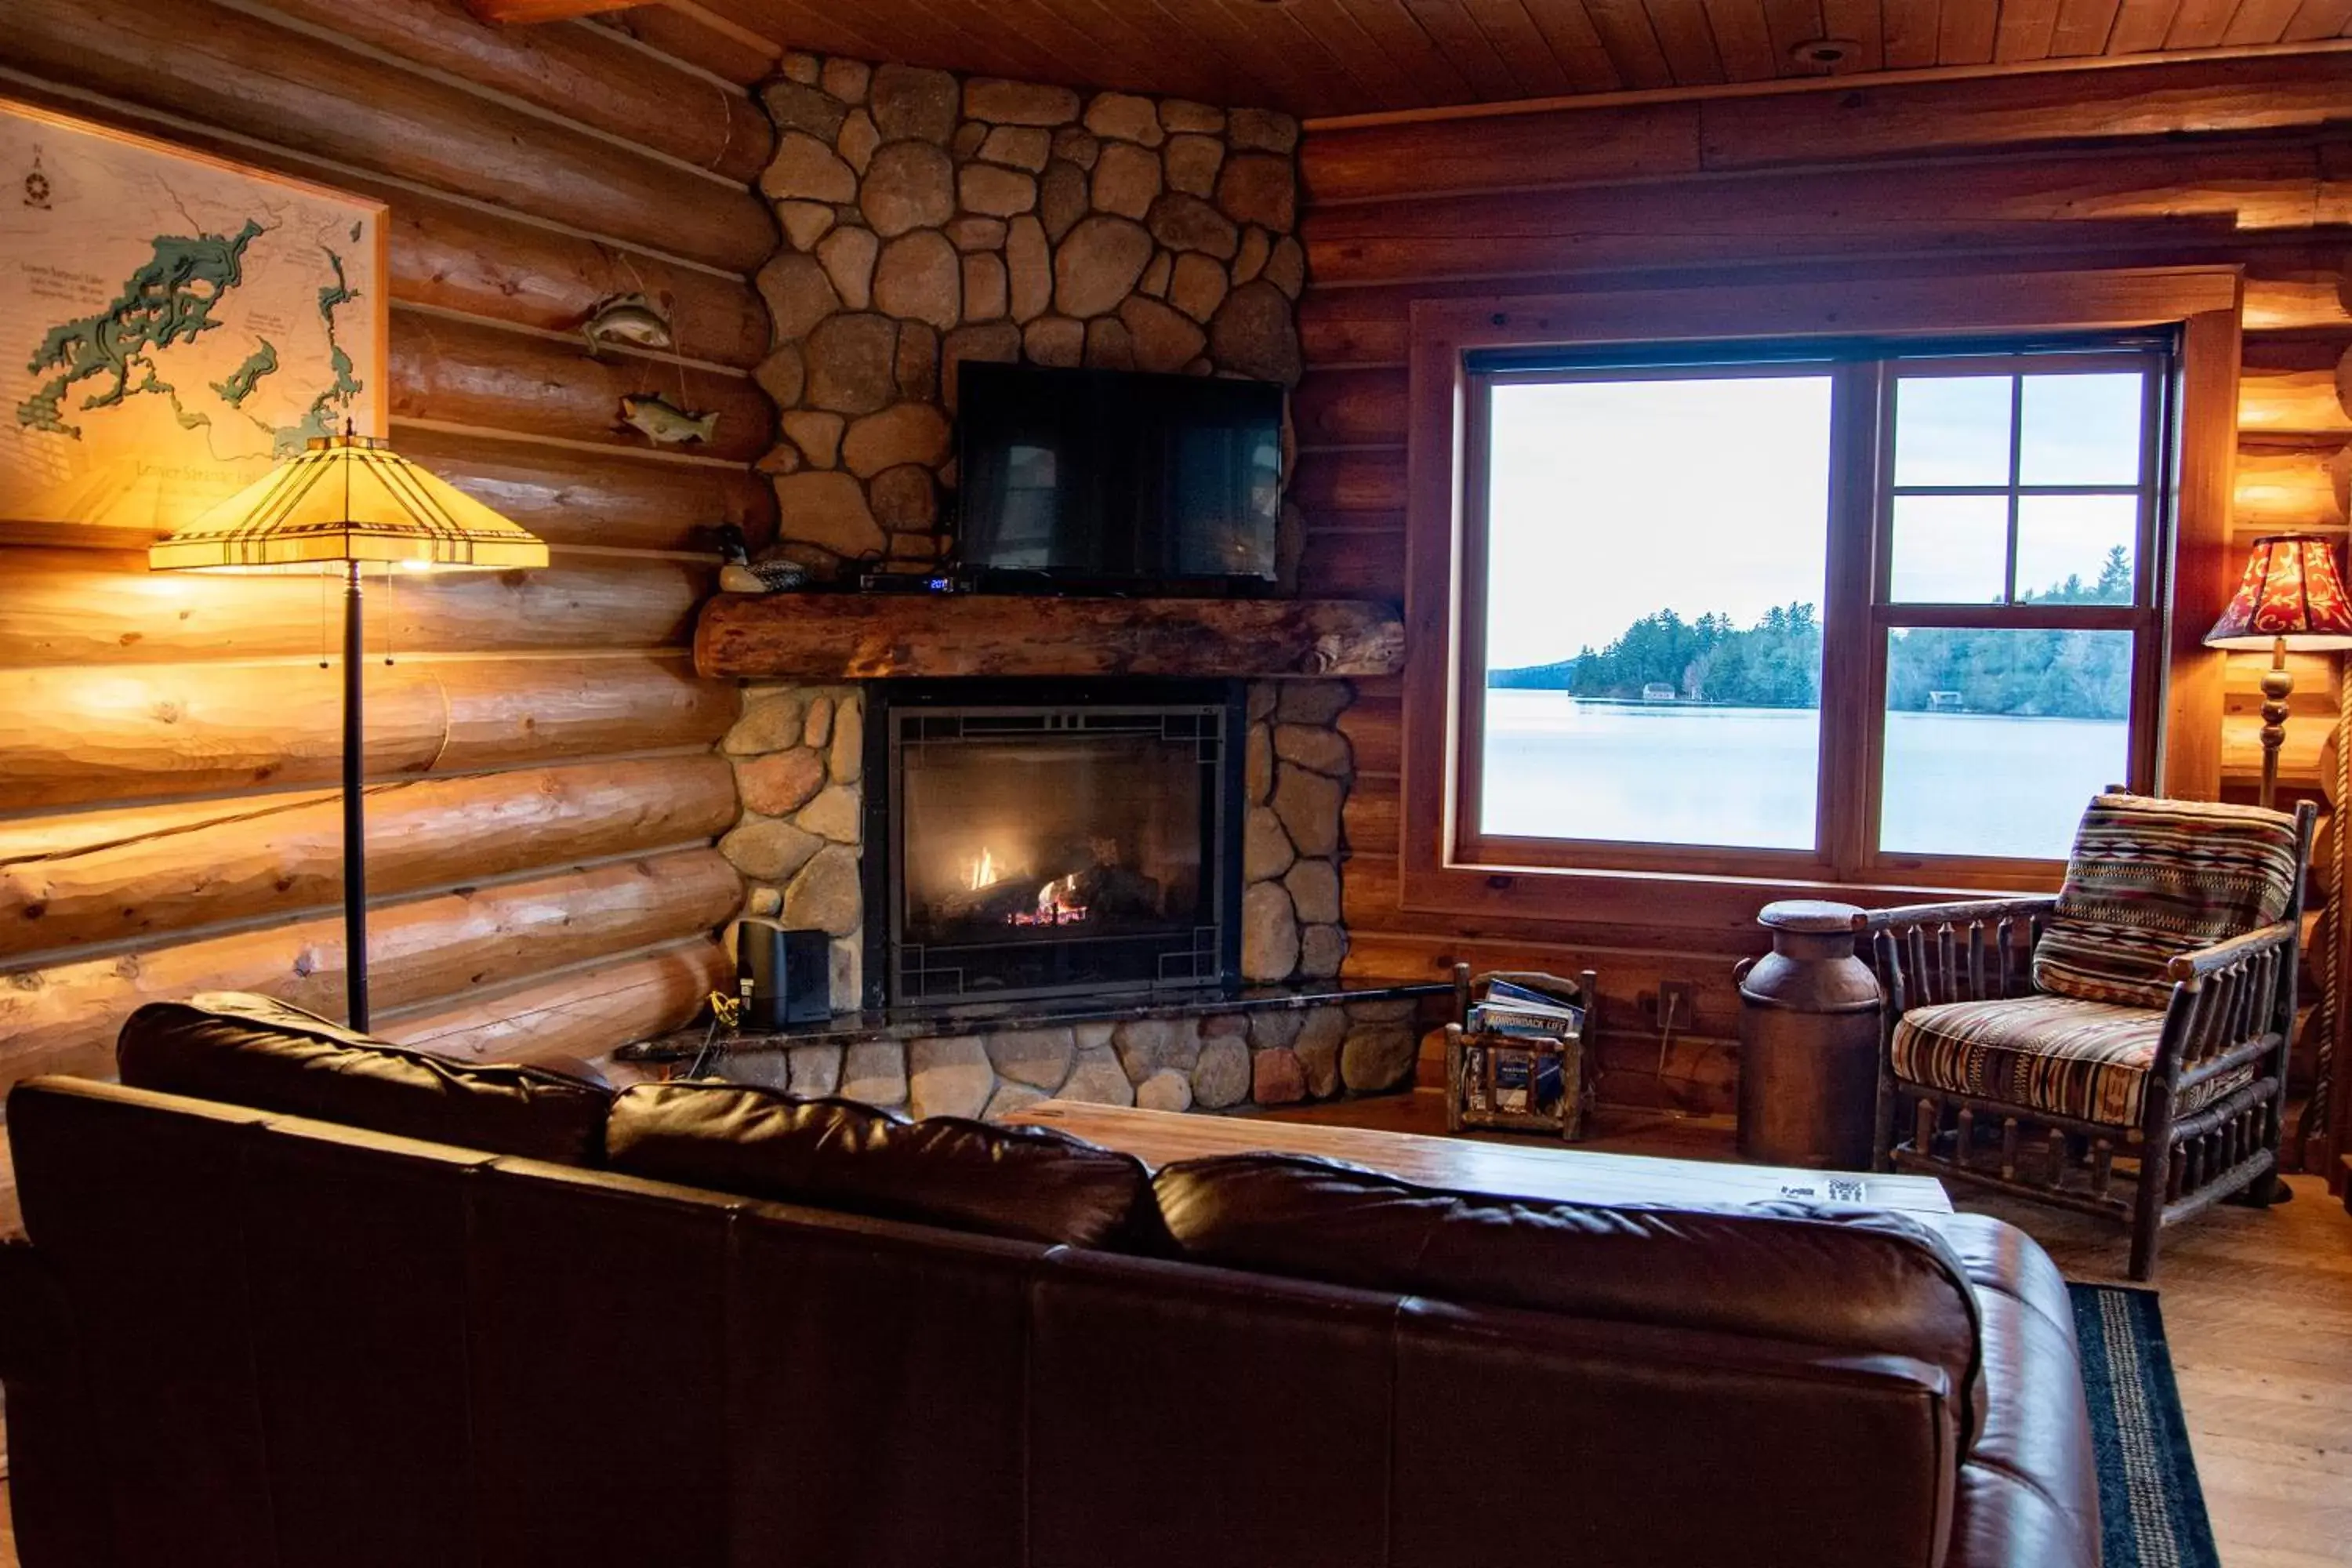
1481;376;1834;671
1479;369;2147;671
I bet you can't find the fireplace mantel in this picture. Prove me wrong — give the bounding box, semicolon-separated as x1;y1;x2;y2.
693;593;1406;681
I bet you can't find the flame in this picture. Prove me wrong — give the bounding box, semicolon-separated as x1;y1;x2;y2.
1038;873;1080;917
1010;872;1088;927
967;845;997;891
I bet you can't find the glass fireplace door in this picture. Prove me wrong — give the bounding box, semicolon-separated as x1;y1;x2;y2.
887;697;1233;1003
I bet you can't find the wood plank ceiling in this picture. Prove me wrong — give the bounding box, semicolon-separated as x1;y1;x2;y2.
673;0;2352;115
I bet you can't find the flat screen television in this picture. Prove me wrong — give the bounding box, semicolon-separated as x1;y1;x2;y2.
956;362;1283;590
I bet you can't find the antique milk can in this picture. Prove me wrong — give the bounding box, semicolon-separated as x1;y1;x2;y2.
1734;900;1883;1171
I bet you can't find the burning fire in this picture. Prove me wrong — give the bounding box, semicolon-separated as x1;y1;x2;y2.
968;844;1091;927
1012;873;1087;927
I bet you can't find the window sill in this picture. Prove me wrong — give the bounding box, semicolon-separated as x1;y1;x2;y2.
1395;856;2060;932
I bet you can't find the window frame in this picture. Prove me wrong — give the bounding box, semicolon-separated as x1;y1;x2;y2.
1394;268;2242;929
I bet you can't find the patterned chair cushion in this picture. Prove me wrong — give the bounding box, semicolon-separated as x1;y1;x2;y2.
2031;793;2300;1010
1893;995;2252;1127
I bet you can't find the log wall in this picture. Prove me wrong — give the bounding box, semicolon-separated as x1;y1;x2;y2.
0;0;778;1207
1296;54;2352;1115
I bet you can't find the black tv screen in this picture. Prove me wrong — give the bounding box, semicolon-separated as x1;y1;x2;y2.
956;362;1283;587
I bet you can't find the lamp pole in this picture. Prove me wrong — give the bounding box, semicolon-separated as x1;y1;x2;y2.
343;560;370;1031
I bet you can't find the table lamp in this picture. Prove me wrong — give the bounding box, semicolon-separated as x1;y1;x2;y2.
2202;533;2352;812
149;429;548;1030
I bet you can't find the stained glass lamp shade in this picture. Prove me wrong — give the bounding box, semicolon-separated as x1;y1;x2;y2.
147;431;547;1029
2203;533;2352;810
148;430;547;573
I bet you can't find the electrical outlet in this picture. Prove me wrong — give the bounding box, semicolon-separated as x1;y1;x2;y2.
1656;980;1698;1028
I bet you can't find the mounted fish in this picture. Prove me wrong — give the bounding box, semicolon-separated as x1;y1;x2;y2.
581;292;673;355
619;392;718;446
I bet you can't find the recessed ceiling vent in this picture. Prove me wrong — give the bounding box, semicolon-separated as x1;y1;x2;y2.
1790;36;1864;70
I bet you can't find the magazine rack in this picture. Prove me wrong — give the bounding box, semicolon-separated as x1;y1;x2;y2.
1444;967;1598;1141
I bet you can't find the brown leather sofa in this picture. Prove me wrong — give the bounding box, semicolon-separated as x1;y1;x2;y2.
0;994;2096;1568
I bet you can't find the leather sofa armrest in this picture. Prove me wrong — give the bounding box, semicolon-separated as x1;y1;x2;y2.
0;1239;115;1568
0;1239;73;1382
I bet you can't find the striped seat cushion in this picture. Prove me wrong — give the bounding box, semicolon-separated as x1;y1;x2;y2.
1893;995;2252;1127
2031;793;2299;1010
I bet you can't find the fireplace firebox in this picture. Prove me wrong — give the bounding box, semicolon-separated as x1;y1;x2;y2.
862;680;1244;1007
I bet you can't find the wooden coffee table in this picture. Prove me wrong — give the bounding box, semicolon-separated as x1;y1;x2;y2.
1006;1101;1952;1214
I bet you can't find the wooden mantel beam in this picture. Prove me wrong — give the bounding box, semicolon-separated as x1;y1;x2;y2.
695;593;1408;681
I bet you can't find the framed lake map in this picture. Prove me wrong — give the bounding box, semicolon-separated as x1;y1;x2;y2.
0;98;388;540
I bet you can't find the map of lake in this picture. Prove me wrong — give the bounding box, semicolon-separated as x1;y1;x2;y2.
1;100;383;534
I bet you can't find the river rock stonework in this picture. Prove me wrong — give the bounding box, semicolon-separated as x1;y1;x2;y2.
714;993;1423;1116
753;56;1304;577
718;683;867;1005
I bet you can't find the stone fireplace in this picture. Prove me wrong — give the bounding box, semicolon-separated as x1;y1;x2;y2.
864;679;1243;1006
702;672;1420;1116
672;53;1432;1119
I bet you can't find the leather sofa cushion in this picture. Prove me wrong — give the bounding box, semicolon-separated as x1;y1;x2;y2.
606;1080;1152;1248
117;993;611;1165
1155;1151;1988;1449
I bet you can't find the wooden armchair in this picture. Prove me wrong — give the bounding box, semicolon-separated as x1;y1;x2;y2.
1860;789;2317;1279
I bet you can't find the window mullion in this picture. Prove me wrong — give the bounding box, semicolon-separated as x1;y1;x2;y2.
1818;360;1884;880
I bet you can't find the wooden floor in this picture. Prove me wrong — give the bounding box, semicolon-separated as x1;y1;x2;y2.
1264;1092;2352;1568
1;1099;2341;1568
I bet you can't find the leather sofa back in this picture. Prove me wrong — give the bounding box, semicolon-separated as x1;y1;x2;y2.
5;1073;1976;1568
605;1080;1154;1247
1155;1151;1987;1448
118;993;611;1165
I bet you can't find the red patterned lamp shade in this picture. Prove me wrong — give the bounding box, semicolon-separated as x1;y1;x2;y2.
2203;534;2352;652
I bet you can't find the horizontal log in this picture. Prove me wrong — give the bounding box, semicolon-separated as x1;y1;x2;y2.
590;6;779;86
1304;100;1698;206
387;193;771;368
0;653;732;812
1334;688;1403;777
1341;769;1400;859
0;755;737;960
2244;249;2352;330
1306;146;2340;285
9;0;773;273
1297;524;1406;600
695;594;1408;681
0;82;768;368
390;309;771;463
1301;56;2352;205
391;426;775;554
1298;298;1411;368
1293;368;1411;447
0;549;709;668
2234;440;2352;528
0;849;739;1085
1298;241;2352;367
380;935;728;1079
2239;339;2352;434
264;0;773;183
1294;451;1409;514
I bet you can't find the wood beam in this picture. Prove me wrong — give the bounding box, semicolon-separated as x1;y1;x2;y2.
694;594;1409;681
463;1;635;23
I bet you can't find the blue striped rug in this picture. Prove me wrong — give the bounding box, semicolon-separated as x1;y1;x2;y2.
2070;1283;2221;1568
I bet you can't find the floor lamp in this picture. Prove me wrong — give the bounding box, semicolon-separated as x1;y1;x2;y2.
2201;533;2352;1180
149;430;547;1031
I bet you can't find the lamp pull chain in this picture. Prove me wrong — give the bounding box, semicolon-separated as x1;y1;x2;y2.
383;563;397;667
319;568;331;670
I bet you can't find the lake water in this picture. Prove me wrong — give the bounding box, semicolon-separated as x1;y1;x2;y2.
1479;691;2127;860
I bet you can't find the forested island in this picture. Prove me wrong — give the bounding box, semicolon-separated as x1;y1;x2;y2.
1490;547;2132;720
